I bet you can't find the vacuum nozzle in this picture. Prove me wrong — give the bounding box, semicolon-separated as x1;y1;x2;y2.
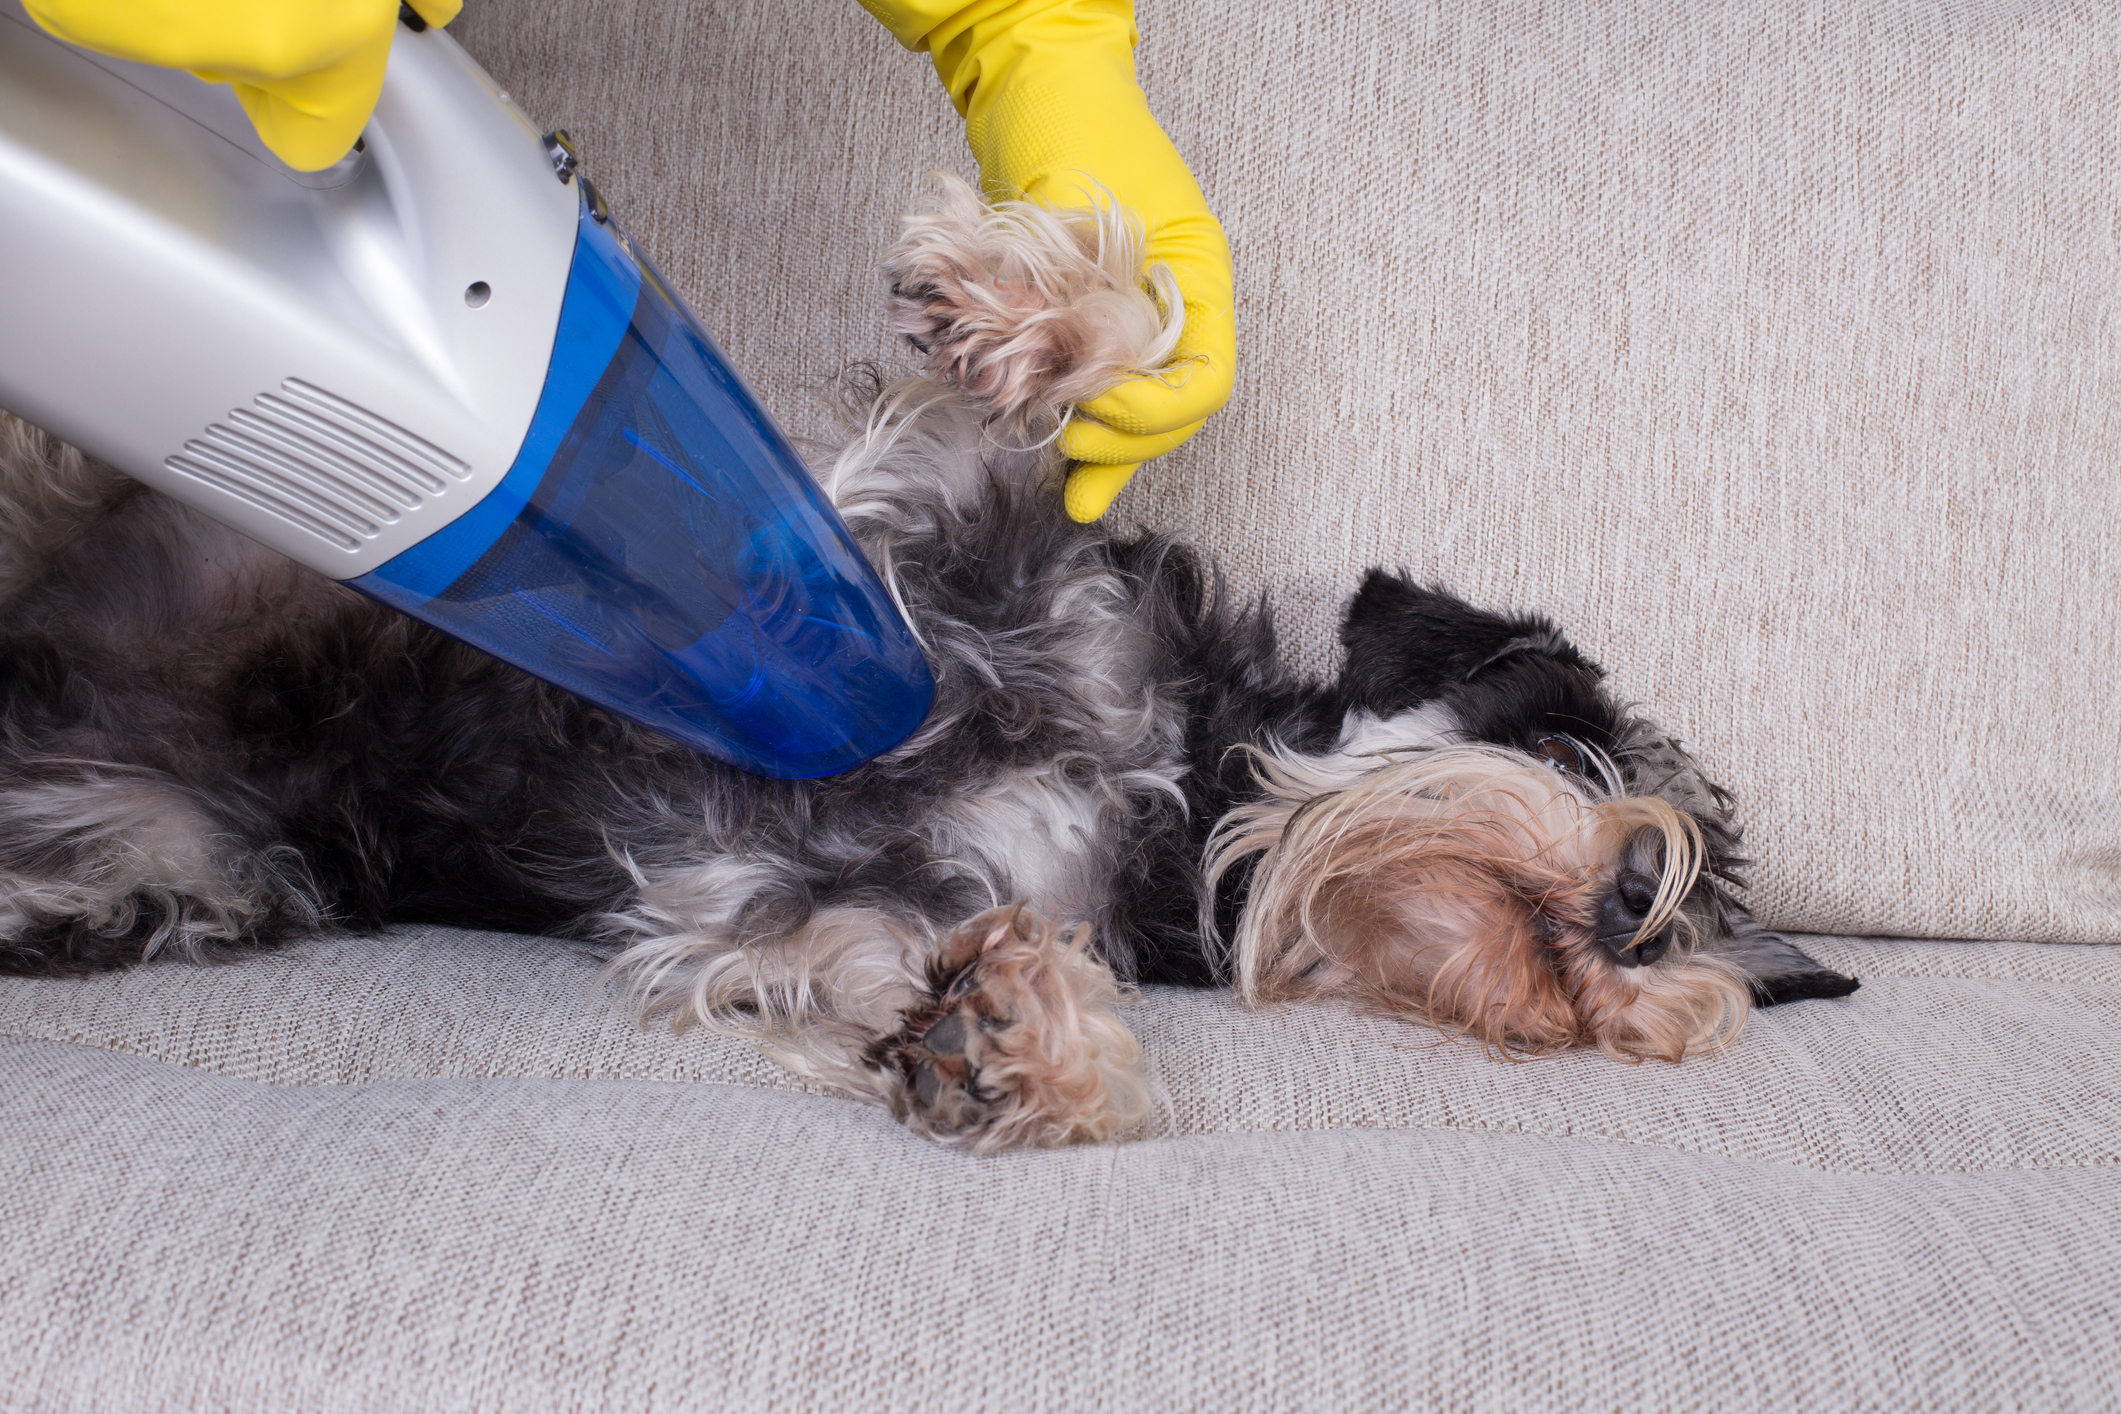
358;197;937;778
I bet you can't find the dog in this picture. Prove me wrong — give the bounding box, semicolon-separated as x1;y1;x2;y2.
0;178;1857;1150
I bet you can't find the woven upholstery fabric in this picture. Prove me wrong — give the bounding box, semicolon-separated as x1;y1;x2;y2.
444;0;2120;943
4;1052;2115;1413
6;2;2120;1410
4;926;2119;1411
5;925;2120;1174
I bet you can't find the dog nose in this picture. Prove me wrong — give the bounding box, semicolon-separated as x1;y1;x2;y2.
1596;870;1671;968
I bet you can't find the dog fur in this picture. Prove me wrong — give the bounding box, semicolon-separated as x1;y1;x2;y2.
0;177;1857;1150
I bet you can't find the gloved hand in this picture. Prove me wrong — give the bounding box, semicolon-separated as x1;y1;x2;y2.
861;0;1235;521
23;0;461;172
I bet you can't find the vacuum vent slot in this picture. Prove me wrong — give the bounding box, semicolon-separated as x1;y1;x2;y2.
278;379;472;486
166;444;369;550
164;382;473;554
241;401;432;505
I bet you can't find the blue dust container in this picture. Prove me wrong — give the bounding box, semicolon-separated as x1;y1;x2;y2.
356;195;936;779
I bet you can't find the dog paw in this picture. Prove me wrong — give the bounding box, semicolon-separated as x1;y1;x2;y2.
883;174;1180;425
872;904;1146;1151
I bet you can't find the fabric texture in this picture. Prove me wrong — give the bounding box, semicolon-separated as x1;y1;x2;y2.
3;925;2118;1170
444;0;2119;944
3;925;2119;1411
7;1045;2113;1413
4;2;2118;1410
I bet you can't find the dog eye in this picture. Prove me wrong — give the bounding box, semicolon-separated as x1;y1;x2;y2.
1533;735;1588;776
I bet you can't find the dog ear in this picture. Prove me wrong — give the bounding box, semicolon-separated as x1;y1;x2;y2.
1336;570;1600;715
1707;900;1862;1005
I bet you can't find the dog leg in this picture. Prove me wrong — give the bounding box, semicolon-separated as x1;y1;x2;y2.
0;763;323;974
870;904;1146;1151
610;887;1144;1148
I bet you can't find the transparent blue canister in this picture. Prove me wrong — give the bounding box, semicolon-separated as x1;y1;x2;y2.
356;195;936;779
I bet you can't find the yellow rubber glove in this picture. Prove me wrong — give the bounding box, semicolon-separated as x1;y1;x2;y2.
24;0;461;172
861;0;1234;520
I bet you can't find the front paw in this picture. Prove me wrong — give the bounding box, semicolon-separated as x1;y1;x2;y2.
871;905;1145;1151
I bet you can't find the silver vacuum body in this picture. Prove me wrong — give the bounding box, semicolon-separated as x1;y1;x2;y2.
0;2;935;777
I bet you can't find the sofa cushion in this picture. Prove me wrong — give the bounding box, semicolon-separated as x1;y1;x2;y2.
3;926;2117;1169
447;0;2120;944
3;926;2117;1410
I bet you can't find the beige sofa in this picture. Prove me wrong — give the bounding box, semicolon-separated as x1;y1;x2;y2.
4;1;2117;1408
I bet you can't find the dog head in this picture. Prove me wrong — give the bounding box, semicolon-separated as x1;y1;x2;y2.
1211;571;1855;1062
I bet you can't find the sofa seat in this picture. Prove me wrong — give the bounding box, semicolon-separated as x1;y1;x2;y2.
4;930;2115;1410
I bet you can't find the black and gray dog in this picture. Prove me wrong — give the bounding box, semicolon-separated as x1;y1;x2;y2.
0;181;1854;1149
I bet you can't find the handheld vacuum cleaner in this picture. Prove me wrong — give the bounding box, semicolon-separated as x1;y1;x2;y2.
0;1;937;778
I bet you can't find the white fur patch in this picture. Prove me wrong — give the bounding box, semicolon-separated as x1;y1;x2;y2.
0;772;315;959
930;767;1113;915
1336;704;1465;757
